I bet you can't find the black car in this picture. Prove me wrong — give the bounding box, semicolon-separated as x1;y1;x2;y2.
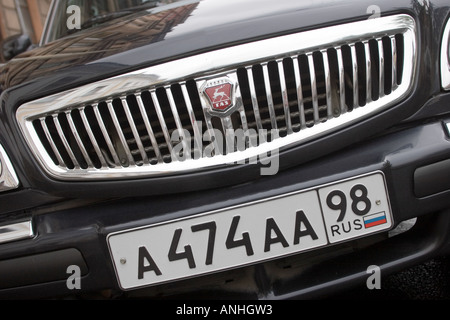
0;0;450;300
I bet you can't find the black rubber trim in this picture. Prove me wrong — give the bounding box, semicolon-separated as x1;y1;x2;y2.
414;158;450;197
0;248;88;289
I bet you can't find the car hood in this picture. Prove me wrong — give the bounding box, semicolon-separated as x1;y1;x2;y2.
0;0;412;92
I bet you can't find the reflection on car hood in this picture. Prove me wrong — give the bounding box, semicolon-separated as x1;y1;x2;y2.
0;0;369;90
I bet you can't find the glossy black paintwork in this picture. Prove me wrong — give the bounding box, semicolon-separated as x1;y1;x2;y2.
1;0;450;299
0;0;414;89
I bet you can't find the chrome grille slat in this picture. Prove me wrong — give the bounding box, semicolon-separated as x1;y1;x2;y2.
180;83;203;159
292;56;306;129
40;118;65;167
363;41;372;103
165;86;190;158
277;59;293;134
93;103;121;166
350;44;359;109
107;99;135;166
336;46;347;114
378;38;385;98
150;90;174;156
65;111;94;168
79;107;108;167
16;15;417;180
321;49;333;120
135;93;164;163
121;96;149;164
262;62;278;130
390;35;398;89
53;115;80;169
307;53;320;124
246;66;264;131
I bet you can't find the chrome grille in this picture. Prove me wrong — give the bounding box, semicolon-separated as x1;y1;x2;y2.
16;14;417;180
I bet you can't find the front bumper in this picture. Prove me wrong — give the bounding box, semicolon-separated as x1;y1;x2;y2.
1;108;450;299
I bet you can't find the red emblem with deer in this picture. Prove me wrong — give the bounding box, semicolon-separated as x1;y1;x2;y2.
202;77;236;114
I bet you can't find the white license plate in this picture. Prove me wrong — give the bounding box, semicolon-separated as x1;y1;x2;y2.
107;172;392;290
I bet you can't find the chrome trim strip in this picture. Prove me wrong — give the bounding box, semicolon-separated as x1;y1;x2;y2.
292;56;306;128
151;90;173;155
53;115;79;168
122;96;148;164
390;35;398;89
0;143;19;191
180;83;202;160
16;14;417;180
336;46;347;114
166;87;188;155
79;107;108;167
350;44;359;109
246;66;263;131
262;62;278;130
441;17;450;90
93;103;121;166
278;59;293;134
66;111;94;167
321;49;333;119
40;118;64;166
0;220;33;244
136;93;163;163
363;41;372;103
307;53;320;124
107;99;134;166
378;38;385;98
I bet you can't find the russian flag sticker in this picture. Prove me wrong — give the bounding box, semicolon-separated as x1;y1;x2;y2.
363;212;387;228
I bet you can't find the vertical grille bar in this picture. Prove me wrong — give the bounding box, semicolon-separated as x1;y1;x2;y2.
40;118;65;166
246;66;264;131
92;103;121;167
262;62;278;129
277;59;293;134
165;86;189;156
378;38;385;98
135;93;164;163
336;46;347;114
107;99;135;166
321;49;333;119
227;72;250;132
363;40;372;103
307;53;319;123
121;96;149;164
390;35;398;89
221;116;234;154
350;44;359;109
65;111;94;168
53;115;80;169
292;56;306;129
150;90;174;155
79;107;108;167
180;83;203;158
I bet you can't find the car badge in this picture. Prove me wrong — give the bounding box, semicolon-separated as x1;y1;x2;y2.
201;77;237;115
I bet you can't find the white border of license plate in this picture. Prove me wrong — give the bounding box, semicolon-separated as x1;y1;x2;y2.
107;171;393;290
